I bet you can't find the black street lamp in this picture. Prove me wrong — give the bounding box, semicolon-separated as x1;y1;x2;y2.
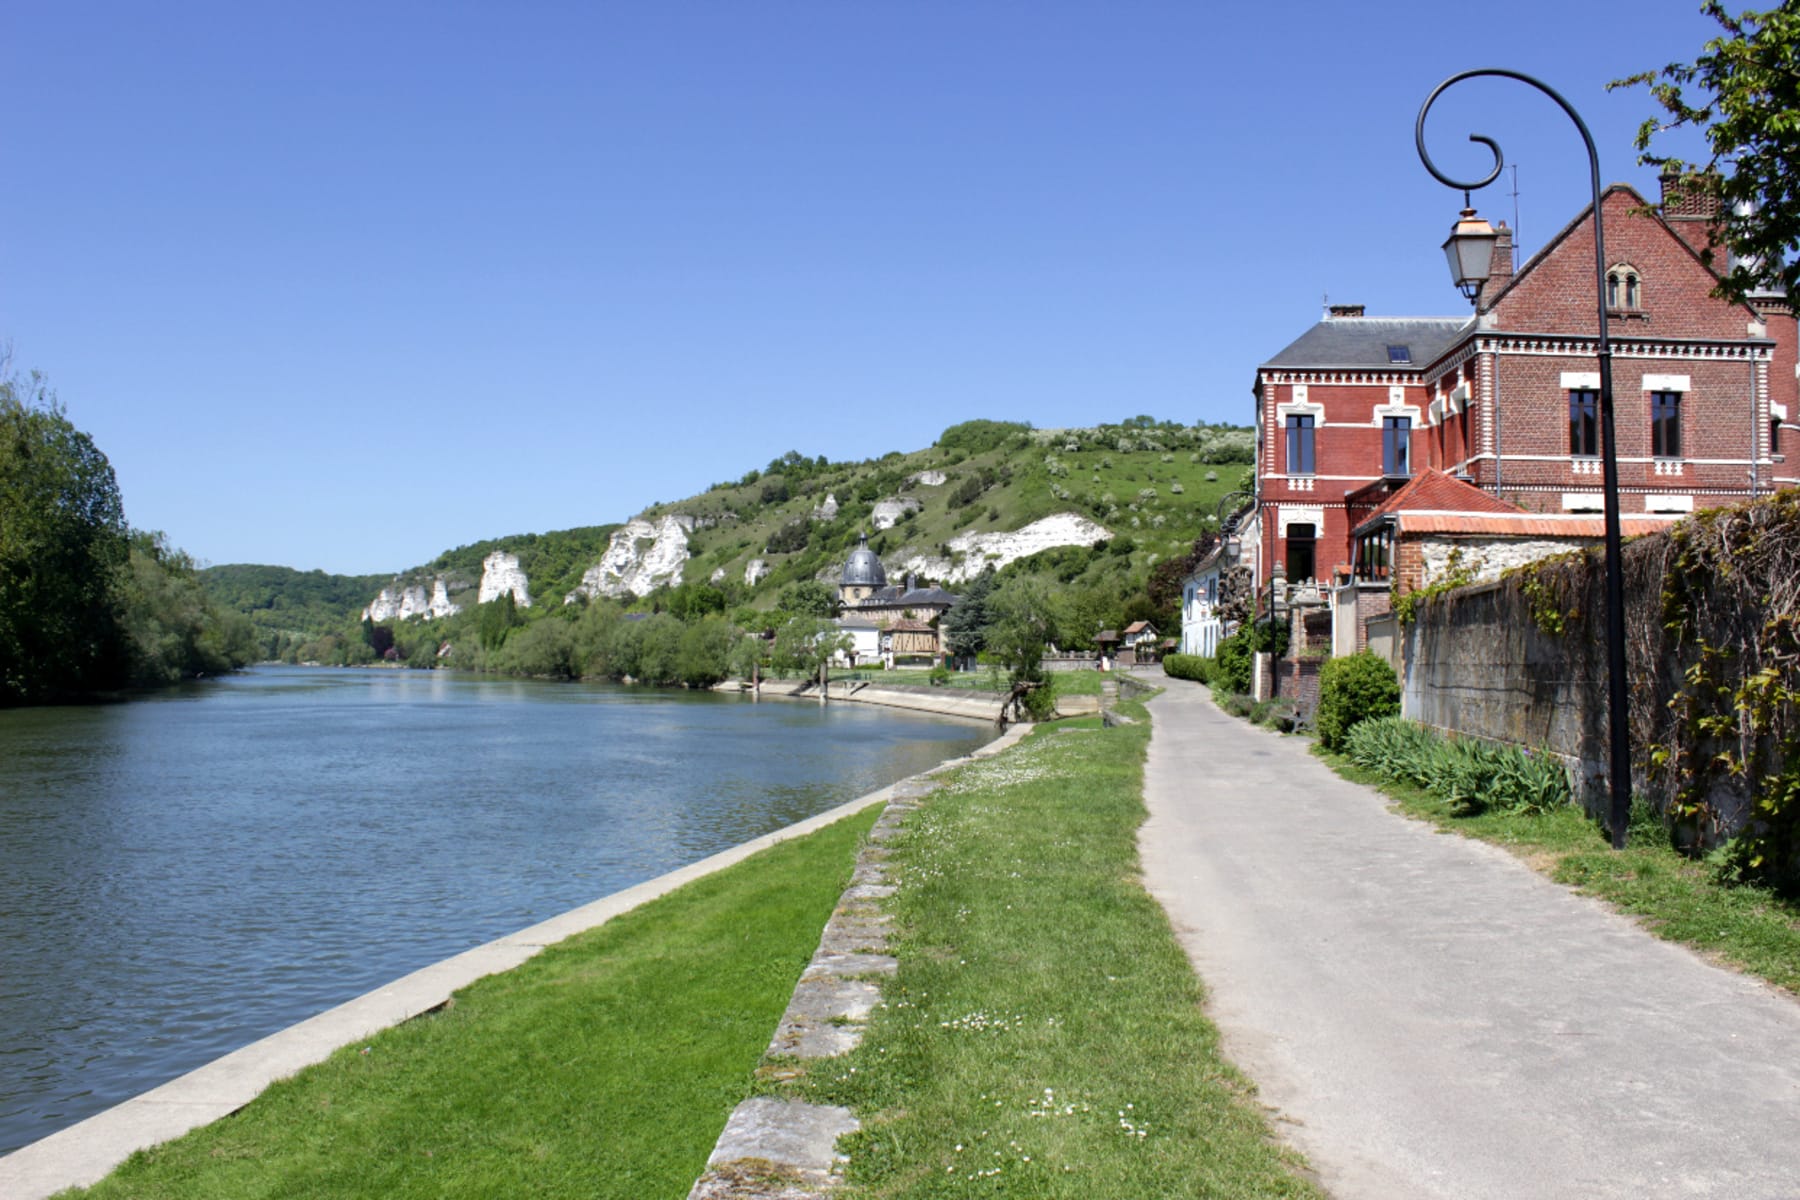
1416;68;1634;849
1215;489;1252;565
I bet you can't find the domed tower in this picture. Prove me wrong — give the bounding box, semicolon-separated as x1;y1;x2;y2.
840;532;887;606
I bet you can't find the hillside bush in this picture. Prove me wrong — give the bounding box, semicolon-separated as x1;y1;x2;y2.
1315;651;1401;751
1344;717;1571;816
1162;653;1212;684
936;419;1031;455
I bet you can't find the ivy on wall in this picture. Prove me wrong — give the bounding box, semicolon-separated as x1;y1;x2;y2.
1653;492;1800;893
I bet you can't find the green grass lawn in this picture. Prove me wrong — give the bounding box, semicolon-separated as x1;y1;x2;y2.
774;706;1320;1198
1318;747;1800;996
63;809;879;1200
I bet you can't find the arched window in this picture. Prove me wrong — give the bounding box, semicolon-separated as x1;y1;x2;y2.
1609;264;1642;310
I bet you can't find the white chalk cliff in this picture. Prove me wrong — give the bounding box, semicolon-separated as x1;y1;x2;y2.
478;551;532;607
362;577;462;623
811;493;840;522
896;512;1112;584
870;497;921;530
907;470;946;487
566;515;694;600
745;558;770;585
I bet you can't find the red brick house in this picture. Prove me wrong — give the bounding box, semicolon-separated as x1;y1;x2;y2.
1253;178;1798;599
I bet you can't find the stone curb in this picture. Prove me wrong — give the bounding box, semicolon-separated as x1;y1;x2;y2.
0;757;979;1200
687;722;1033;1199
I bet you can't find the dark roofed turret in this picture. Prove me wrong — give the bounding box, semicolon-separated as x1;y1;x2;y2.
841;533;888;589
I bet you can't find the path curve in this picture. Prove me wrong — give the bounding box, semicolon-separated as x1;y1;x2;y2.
1140;677;1800;1200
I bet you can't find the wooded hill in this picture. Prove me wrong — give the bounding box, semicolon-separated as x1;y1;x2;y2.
202;416;1253;665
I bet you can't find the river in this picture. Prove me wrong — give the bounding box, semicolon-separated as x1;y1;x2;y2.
0;665;993;1155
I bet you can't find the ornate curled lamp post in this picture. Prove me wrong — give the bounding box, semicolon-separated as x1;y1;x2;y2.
1416;69;1633;849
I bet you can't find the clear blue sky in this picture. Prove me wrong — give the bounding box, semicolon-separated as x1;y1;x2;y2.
2;1;1719;575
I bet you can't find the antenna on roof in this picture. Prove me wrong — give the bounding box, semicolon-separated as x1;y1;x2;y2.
1508;164;1521;269
1321;292;1329;319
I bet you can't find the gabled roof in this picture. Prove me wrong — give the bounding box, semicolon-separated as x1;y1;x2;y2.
1358;469;1522;528
1123;620;1157;635
1260;316;1469;371
1480;183;1764;323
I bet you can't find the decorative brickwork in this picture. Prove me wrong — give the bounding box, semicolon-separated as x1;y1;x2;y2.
1255;181;1795;599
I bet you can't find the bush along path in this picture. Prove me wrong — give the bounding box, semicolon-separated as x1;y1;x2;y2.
738;705;1321;1200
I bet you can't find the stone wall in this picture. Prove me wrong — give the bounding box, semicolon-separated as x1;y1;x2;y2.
1399;524;1772;830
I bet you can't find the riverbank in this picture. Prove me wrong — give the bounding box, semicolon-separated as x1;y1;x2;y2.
0;729;1008;1199
720;677;1103;722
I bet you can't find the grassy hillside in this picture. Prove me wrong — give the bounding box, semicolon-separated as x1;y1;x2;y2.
659;417;1251;602
204;417;1253;666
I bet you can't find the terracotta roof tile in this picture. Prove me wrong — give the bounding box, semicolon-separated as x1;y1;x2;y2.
1361;469;1523;523
1395;514;1677;537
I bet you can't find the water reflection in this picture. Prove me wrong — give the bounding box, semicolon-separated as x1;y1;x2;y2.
0;666;991;1153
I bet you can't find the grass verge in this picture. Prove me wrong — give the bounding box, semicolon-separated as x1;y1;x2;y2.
62;808;879;1200
772;700;1320;1198
1317;746;1800;996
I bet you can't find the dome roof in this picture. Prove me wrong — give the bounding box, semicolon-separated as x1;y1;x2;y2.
841;533;888;588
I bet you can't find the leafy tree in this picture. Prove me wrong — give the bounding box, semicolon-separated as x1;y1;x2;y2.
766;520;810;554
676;614;739;687
118;531;256;684
936;419;1032;455
0;363;131;702
667;582;727;621
1611;2;1800;300
770;615;851;680
986;577;1059;684
776;579;838;618
496;617;578;678
635;613;686;684
477;594;521;650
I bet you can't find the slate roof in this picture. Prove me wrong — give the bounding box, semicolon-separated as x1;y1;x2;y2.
855;585;958;608
1261;316;1469;371
841;533;888;588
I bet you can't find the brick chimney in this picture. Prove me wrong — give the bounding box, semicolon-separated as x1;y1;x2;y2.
1661;171;1723;258
1477;222;1514;310
1327;304;1365;319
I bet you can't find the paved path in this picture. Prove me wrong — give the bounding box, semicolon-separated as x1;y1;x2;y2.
1139;678;1800;1200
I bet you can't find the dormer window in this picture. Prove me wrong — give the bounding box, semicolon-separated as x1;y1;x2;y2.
1607;265;1642;310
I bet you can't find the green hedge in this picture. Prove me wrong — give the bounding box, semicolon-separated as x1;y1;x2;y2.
1162;653;1212;683
1314;651;1401;750
1344;716;1571;816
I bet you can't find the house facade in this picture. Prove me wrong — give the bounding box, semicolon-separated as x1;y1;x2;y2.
835;533;958;660
1253;179;1798;599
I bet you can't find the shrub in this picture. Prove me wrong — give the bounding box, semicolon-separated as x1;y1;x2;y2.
1212;619;1286;696
928;663;950;686
1022;676;1058;720
1315;651;1401;751
1162;653;1212;684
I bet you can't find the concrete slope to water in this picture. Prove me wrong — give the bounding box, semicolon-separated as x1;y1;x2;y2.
1140;679;1800;1200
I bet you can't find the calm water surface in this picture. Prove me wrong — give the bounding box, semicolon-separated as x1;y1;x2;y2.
0;666;992;1154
